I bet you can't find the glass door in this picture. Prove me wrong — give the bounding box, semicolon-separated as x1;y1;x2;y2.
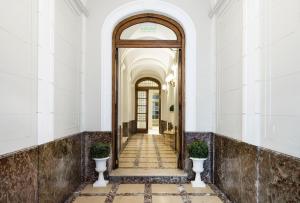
136;90;148;133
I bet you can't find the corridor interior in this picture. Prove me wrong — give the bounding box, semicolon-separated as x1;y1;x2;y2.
117;44;180;170
119;134;177;169
2;1;300;202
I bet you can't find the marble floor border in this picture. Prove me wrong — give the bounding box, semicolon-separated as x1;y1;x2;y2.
70;183;231;203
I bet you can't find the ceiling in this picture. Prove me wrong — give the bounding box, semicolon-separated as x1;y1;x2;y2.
119;23;178;84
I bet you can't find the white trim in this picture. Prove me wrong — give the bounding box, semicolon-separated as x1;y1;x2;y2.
100;0;197;131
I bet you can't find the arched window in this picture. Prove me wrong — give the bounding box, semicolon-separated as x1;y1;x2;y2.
137;79;159;87
120;22;177;40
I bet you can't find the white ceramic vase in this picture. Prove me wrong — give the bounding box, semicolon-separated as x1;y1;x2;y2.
190;157;207;187
93;157;109;187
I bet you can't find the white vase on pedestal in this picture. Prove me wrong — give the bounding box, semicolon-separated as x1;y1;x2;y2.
190;157;207;188
93;157;109;187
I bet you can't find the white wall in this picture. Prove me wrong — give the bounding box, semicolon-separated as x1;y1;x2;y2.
0;0;38;155
259;0;300;157
216;0;243;140
0;0;85;155
84;0;214;132
53;0;82;139
216;0;300;158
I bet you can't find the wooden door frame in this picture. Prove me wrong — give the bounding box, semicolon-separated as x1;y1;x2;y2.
112;13;185;169
135;77;161;133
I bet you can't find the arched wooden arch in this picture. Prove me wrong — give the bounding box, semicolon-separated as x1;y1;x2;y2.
113;13;184;48
112;13;185;169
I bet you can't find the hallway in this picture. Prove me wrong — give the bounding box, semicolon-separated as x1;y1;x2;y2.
1;0;300;203
119;134;177;169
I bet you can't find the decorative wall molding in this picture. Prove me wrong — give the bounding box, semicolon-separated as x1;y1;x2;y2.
65;0;89;17
208;0;232;18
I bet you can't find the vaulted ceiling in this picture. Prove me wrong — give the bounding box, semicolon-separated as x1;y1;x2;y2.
119;22;178;84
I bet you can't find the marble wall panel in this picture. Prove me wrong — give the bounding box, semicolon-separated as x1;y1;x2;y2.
214;134;300;203
258;148;300;203
0;148;38;203
38;133;82;203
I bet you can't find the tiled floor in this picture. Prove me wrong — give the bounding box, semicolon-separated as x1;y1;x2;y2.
72;183;224;203
119;134;177;169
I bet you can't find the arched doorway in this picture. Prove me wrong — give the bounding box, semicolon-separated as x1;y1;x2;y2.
112;13;185;169
135;77;161;133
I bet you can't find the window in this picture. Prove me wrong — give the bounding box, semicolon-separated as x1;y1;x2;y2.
120;22;177;40
138;80;159;87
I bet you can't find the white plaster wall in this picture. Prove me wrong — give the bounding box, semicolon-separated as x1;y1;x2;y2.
53;0;82;138
216;0;243;140
84;0;214;132
216;0;300;158
259;0;300;157
0;0;38;155
0;0;84;155
38;0;55;144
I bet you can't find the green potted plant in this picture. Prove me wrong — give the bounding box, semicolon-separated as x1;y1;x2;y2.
188;140;208;187
90;142;110;187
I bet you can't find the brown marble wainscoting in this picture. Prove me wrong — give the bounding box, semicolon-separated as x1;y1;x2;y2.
122;122;129;137
184;132;214;183
38;133;82;203
128;120;137;136
0;147;38;203
258;148;300;203
168;122;174;131
122;120;137;138
81;131;112;183
214;134;300;203
160;120;167;134
0;131;113;203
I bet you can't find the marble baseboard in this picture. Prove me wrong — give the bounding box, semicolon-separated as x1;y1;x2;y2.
184;132;213;183
81;131;112;182
214;134;300;203
38;133;82;203
0;147;38;203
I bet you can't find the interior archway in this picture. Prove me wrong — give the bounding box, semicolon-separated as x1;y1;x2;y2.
100;0;197;133
112;13;185;169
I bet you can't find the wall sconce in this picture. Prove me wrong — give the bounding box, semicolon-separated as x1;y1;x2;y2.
169;80;175;87
165;73;175;87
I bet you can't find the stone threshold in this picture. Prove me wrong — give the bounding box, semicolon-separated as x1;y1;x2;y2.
110;168;187;177
109;168;189;184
